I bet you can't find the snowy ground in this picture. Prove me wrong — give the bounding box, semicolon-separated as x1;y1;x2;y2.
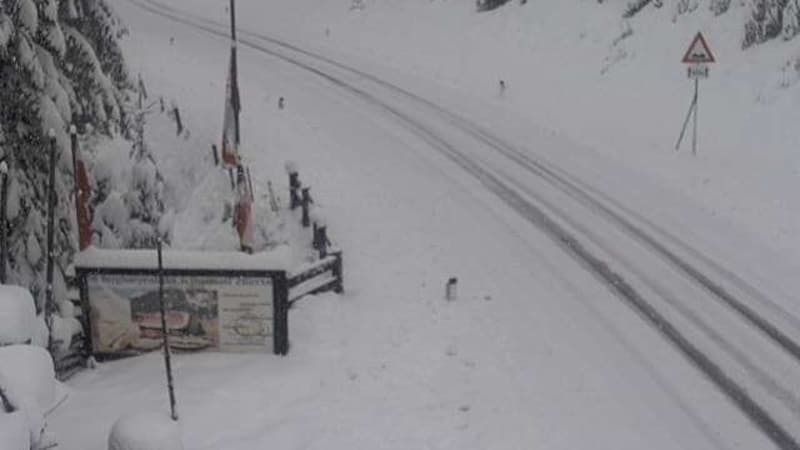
48;1;800;449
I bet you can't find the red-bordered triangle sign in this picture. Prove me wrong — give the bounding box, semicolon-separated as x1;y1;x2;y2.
682;32;715;64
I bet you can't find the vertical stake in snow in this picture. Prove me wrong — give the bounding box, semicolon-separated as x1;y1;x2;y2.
0;158;7;284
676;32;715;155
157;238;179;421
45;129;57;356
301;187;312;228
445;277;458;301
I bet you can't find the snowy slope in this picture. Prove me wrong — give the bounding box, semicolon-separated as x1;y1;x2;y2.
48;1;800;449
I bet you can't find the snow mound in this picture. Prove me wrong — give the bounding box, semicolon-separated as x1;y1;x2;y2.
108;412;183;450
0;409;30;450
0;285;36;345
0;345;56;412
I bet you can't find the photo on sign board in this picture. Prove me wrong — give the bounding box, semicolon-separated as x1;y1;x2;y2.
89;276;219;355
86;273;274;357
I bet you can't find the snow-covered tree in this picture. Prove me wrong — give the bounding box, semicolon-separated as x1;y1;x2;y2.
0;0;130;318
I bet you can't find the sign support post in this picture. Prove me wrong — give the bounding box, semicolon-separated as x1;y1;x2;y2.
675;32;715;155
692;76;699;154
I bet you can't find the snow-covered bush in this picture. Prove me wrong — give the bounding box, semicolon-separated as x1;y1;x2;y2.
108;412;183;450
0;344;61;449
0;284;36;345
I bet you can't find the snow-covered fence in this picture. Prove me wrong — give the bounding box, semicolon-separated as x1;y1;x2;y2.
287;252;343;306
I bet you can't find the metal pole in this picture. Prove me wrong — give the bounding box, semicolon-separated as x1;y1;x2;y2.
692;77;699;155
675;81;697;151
0;160;8;284
69;126;82;250
157;238;178;421
229;0;240;147
45;130;57;355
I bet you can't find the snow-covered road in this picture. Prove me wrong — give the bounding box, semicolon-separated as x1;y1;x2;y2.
50;1;800;449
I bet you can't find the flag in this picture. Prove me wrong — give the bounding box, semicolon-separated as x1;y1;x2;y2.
220;45;241;168
71;130;93;250
233;166;254;252
75;154;92;250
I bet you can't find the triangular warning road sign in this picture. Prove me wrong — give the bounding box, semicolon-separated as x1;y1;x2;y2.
682;32;715;64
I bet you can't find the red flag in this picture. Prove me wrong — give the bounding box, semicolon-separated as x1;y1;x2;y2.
75;149;93;250
233;166;254;252
221;45;241;168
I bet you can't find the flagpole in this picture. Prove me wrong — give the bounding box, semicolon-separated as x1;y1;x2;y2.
229;0;240;149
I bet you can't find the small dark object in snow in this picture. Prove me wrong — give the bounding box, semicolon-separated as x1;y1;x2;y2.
169;37;174;45
499;80;506;94
459;404;471;412
278;97;285;109
445;277;458;301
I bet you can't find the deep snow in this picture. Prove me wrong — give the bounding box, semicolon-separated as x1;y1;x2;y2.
45;1;800;449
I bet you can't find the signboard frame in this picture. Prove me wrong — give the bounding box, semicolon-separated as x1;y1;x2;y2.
75;264;289;360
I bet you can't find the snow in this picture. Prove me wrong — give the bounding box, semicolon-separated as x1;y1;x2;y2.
25;232;41;266
0;345;56;413
51;315;82;352
0;345;66;450
16;0;38;34
0;409;30;450
0;285;36;345
75;246;291;272
108;412;183;450
47;0;800;449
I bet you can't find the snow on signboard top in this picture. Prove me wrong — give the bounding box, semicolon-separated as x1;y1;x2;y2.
75;246;291;272
0;285;36;345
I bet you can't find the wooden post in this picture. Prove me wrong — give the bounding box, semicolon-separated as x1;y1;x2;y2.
272;271;289;356
332;251;344;294
45;130;57;355
156;239;178;421
289;171;300;210
211;145;219;166
301;187;311;228
173;106;183;136
317;226;330;259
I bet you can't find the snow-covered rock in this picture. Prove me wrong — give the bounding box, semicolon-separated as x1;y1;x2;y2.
108;412;183;450
0;285;37;345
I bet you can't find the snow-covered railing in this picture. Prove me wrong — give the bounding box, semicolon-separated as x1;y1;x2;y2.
287;252;343;306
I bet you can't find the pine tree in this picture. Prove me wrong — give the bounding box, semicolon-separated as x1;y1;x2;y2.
0;0;130;320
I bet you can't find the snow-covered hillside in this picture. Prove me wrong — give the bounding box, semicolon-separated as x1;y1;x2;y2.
212;0;800;259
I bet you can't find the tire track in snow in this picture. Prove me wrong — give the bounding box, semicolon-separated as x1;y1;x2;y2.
123;1;800;447
138;0;800;368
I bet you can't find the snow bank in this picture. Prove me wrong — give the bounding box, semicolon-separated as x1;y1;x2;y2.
0;345;62;449
0;345;56;412
108;412;183;450
0;285;36;345
0;409;30;450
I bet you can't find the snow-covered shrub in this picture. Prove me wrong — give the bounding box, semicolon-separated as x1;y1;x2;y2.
108;412;183;450
0;344;60;449
0;285;37;345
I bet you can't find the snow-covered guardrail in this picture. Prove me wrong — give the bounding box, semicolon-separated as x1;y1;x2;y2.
287;252;343;306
